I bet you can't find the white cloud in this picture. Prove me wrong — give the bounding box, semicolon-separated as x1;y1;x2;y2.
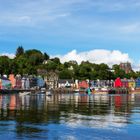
53;49;132;67
0;53;15;59
132;62;140;71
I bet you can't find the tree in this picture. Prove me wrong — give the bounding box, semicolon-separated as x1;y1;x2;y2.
112;64;126;79
16;46;24;57
59;69;73;79
9;59;19;74
0;56;11;75
97;63;111;80
44;53;50;60
126;71;137;79
51;57;61;64
15;49;44;75
64;62;70;68
24;49;44;65
46;61;57;71
78;61;92;80
16;55;28;75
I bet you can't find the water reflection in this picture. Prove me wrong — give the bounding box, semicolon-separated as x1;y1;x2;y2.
0;93;139;139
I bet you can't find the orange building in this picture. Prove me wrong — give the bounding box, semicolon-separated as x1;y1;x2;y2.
78;81;89;89
9;74;16;88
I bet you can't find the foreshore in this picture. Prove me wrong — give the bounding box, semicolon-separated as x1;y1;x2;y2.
1;87;140;94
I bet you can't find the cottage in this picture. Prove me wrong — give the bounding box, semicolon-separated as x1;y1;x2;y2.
78;80;89;89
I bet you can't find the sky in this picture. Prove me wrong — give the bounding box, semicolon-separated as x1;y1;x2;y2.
0;0;140;70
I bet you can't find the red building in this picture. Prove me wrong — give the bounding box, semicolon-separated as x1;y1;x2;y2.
114;78;122;87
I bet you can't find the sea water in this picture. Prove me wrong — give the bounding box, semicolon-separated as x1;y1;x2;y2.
0;93;139;140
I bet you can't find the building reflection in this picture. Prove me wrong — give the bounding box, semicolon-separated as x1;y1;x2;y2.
9;95;16;110
0;93;139;131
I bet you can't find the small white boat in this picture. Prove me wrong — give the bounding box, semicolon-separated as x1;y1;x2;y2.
41;88;46;93
101;87;108;92
94;87;100;91
131;87;135;91
19;92;31;96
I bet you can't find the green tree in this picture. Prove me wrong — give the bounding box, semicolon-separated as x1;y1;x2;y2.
78;61;92;80
44;53;50;60
97;63;111;80
112;64;126;79
51;57;61;64
15;49;44;75
45;61;57;71
24;49;44;65
9;59;19;74
16;46;24;57
0;56;11;75
59;69;73;79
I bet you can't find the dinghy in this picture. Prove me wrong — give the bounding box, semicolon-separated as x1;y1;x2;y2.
19;92;31;96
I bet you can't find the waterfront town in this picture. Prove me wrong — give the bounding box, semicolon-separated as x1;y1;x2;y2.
0;47;140;94
0;72;140;94
2;1;140;139
1;1;140;139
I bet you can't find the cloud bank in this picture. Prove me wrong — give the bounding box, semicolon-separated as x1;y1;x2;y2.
1;49;139;71
0;53;15;59
54;49;132;66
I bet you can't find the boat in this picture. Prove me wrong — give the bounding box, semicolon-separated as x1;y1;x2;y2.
40;87;46;93
19;91;31;96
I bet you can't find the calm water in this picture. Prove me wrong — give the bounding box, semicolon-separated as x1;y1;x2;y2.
0;93;140;140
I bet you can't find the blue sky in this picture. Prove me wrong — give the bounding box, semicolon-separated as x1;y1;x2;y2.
0;0;140;69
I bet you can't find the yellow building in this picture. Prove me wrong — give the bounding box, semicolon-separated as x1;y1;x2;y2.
128;80;135;89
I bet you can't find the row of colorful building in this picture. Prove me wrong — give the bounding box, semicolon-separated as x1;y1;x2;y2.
0;74;140;91
0;74;45;90
56;78;140;90
114;78;140;89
